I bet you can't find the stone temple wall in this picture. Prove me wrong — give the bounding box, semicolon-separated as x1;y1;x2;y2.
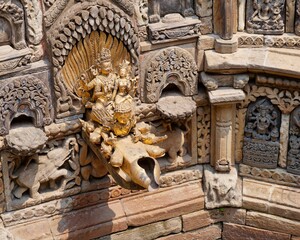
0;0;299;239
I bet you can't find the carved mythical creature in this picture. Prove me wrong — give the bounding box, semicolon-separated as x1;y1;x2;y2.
10;137;78;199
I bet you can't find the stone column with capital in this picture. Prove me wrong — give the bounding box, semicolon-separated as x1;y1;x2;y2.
209;88;245;172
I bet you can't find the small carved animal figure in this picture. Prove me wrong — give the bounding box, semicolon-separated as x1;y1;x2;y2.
11;137;77;199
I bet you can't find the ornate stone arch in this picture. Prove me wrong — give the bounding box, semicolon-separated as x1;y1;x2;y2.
145;47;198;103
0;77;53;136
48;0;140;118
0;1;26;49
48;0;139;73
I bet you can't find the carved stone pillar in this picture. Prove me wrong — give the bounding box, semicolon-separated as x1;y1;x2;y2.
214;0;237;40
209;88;245;172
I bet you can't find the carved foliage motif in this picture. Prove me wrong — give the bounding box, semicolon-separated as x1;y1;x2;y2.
48;0;139;73
43;0;69;27
145;47;198;102
0;77;53;136
243;98;281;168
197;106;210;163
246;0;285;34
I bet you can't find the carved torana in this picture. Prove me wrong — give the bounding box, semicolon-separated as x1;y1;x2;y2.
145;47;198;103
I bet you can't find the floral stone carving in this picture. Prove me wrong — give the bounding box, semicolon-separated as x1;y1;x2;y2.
0;76;53;136
243;98;281;168
246;0;285;34
79;48;164;191
145;47;198;103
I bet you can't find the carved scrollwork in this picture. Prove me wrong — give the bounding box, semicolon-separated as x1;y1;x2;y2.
145;47;198;103
0;77;53;136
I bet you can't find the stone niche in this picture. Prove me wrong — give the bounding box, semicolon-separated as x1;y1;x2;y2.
243;97;281;169
147;0;201;44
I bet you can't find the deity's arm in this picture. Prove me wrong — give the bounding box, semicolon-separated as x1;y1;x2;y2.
85;78;97;91
112;76;118;101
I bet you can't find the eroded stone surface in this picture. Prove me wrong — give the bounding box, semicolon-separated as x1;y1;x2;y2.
223;223;291;240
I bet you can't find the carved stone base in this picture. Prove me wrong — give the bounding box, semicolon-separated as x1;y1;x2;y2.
243;138;279;169
204;165;242;209
215;38;238;54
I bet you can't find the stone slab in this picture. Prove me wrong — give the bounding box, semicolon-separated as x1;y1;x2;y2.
223;223;291;240
121;181;204;226
246;211;300;236
182;208;246;232
157;224;221;240
98;217;182;240
243;178;300;221
49;200;127;239
205;48;300;79
8;219;53;240
208;88;245;104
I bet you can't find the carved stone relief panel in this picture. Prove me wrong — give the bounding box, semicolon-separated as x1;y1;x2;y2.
236;84;300;166
246;0;285;34
0;76;53;136
287;107;300;174
204;165;242;209
243;98;281;168
144;47;198;103
2;135;82;210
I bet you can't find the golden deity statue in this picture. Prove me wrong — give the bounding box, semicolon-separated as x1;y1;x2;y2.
79;48;164;191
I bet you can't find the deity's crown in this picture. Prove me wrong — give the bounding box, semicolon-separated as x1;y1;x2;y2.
119;60;130;70
100;48;111;62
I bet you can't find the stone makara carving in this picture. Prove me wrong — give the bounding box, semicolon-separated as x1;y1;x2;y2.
246;0;285;34
79;49;163;190
243;98;280;168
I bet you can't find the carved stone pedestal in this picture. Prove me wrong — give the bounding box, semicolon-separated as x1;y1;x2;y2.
215;38;238;54
204;165;242;209
209;88;245;172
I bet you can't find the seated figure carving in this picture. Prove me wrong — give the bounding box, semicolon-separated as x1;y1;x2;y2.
79;48;164;190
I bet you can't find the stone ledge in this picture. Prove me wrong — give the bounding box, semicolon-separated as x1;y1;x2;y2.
246;211;300;236
182;208;246;232
205;47;300;79
157;224;222;240
243;178;300;221
121;181;204;226
98;217;182;240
